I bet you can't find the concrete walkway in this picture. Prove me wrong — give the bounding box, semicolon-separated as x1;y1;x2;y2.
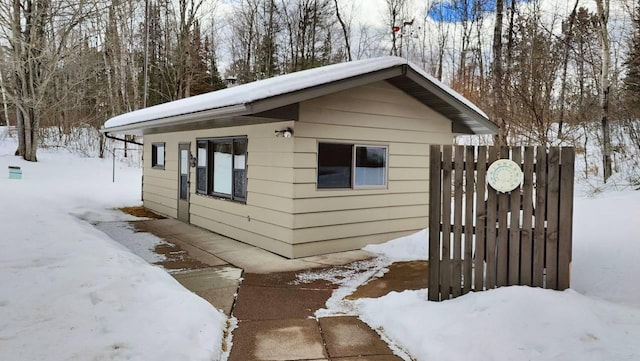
133;218;372;273
229;270;404;361
98;217;421;360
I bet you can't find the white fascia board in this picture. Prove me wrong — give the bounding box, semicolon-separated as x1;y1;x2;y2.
100;104;249;135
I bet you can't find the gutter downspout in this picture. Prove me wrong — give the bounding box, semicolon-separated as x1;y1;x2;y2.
104;132;144;146
103;132;144;193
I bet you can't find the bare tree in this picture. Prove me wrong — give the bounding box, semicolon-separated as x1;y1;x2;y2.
557;0;580;141
0;71;10;127
175;0;205;98
385;0;409;56
1;0;97;161
491;0;507;145
333;0;351;61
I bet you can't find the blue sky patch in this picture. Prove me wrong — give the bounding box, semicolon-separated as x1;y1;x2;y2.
427;0;530;23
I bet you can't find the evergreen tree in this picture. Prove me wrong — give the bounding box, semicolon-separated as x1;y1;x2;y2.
204;36;227;91
189;21;213;95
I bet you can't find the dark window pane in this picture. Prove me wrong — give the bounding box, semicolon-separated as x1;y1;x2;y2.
196;168;207;193
233;170;246;199
196;142;207;193
180;175;188;199
151;143;165;168
318;143;352;188
355;146;387;187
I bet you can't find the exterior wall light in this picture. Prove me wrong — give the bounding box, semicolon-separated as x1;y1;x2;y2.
275;127;293;138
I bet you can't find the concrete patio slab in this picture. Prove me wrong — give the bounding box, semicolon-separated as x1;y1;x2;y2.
115;218;379;273
346;261;429;300
190;286;237;315
240;270;338;290
173;267;242;290
234;285;333;320
228;319;327;361
319;316;394;358
218;247;322;273
186;236;255;254
333;356;404;361
99;214;420;360
133;219;183;236
152;241;211;271
163;236;229;267
173;267;242;315
299;250;374;266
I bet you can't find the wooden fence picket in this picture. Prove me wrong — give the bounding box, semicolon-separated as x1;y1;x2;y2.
428;145;574;301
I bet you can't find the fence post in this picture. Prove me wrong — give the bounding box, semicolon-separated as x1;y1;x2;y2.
428;145;442;301
558;148;575;290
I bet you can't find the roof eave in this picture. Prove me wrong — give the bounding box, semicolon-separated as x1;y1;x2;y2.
101;61;498;136
404;67;498;135
100;104;249;135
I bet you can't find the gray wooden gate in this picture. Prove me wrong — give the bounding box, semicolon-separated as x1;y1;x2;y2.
428;145;575;301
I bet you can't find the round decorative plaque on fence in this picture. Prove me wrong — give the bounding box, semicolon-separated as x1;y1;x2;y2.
487;159;524;193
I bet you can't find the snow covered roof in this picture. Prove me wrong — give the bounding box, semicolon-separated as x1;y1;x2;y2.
102;56;497;135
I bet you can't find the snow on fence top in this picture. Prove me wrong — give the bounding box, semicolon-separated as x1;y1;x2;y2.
103;56;488;130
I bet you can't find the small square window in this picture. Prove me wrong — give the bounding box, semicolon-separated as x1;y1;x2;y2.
152;143;165;169
317;143;388;189
355;146;387;187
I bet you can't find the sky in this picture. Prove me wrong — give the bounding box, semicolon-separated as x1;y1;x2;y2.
207;0;633;77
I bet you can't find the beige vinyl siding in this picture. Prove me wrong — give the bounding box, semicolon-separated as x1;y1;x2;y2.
143;134;179;218
293;205;428;228
142;121;297;257
290;80;452;256
141;80;453;258
291;230;418;258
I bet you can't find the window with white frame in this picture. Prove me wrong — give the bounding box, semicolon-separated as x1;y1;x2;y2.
196;137;247;202
151;143;165;169
317;143;387;189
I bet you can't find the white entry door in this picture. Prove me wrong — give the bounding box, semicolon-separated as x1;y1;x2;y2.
177;143;190;223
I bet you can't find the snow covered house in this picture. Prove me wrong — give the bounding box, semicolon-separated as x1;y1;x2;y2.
102;56;497;258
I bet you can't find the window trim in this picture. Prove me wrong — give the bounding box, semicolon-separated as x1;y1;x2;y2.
196;141;209;194
195;136;248;203
353;144;388;189
316;141;389;190
151;142;165;169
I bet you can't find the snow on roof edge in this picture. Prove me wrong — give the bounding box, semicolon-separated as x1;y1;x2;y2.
103;56;491;131
103;57;407;129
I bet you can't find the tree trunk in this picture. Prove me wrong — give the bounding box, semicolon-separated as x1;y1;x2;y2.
0;72;10;127
15;108;25;156
595;0;613;182
558;0;579;141
492;0;507;145
333;0;351;61
21;107;38;161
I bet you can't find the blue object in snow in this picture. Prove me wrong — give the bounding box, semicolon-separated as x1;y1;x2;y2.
8;166;22;179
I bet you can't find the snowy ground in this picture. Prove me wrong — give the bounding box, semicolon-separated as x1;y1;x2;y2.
349;191;640;360
0;131;226;361
2;126;640;361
